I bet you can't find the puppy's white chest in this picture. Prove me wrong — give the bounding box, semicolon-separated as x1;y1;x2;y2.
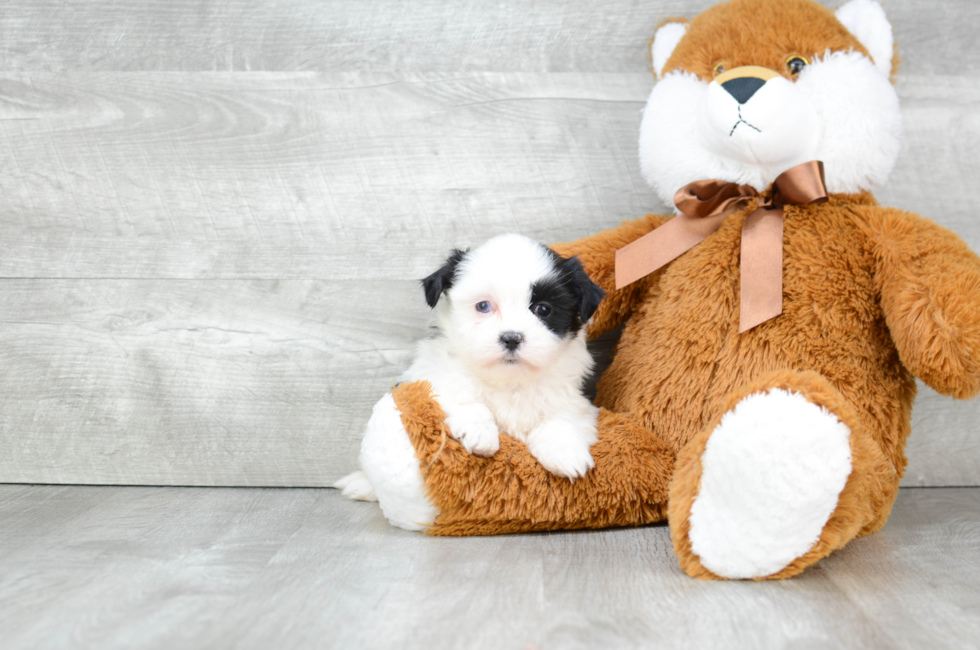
480;387;543;441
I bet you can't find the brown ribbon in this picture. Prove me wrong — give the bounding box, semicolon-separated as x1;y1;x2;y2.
614;160;828;333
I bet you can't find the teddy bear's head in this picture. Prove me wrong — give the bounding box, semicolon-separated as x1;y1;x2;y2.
639;0;901;204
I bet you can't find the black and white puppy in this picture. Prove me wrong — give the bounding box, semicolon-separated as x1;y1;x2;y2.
412;233;605;477
338;234;605;504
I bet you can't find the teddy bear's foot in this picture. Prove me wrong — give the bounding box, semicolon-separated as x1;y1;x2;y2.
669;370;898;580
358;391;440;531
685;386;851;579
333;470;377;502
363;381;674;535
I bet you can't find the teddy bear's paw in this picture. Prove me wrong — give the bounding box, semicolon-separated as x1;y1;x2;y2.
527;419;597;480
688;388;852;579
443;403;501;457
359;393;439;531
333;470;377;502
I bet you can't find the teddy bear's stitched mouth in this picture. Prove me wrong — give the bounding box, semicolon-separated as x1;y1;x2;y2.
729;105;761;137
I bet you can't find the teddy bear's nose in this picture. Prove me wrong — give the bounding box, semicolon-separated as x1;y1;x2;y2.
721;76;767;104
714;65;780;105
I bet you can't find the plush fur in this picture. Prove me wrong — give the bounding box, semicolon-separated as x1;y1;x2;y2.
686;386;853;579
352;0;980;580
388;380;673;535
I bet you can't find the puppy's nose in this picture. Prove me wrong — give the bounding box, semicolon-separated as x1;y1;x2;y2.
715;65;780;105
499;331;524;352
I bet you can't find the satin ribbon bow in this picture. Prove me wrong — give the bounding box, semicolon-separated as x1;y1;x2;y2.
614;160;828;333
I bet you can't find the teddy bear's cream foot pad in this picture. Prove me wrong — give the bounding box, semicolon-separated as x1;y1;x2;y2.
687;388;853;579
359;393;439;531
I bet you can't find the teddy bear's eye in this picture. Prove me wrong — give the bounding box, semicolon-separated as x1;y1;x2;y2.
786;55;809;76
712;62;726;77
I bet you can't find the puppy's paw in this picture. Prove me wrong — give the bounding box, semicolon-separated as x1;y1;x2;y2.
527;419;596;480
444;403;501;457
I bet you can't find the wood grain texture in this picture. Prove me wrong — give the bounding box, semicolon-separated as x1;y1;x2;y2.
1;73;979;280
0;485;978;650
1;0;977;74
0;0;978;487
0;0;715;73
0;279;425;485
0;71;653;280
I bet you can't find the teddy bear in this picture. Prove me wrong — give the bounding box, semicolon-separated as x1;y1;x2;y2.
351;0;980;580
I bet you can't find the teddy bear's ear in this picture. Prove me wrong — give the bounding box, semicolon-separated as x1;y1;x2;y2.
835;0;894;78
651;19;688;80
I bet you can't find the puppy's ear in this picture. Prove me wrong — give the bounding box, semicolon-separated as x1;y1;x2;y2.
421;249;467;308
563;256;606;322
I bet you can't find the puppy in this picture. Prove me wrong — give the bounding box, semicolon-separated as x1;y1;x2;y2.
336;233;605;502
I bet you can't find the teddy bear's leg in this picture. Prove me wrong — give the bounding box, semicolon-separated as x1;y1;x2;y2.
358;390;441;531
361;381;675;536
668;370;899;580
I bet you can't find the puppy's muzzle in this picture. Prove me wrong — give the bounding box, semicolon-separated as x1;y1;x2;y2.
499;331;524;352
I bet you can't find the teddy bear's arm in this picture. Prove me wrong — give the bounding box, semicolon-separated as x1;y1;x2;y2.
862;206;980;399
552;213;669;338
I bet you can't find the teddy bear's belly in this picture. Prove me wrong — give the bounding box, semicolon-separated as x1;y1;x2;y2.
594;211;914;456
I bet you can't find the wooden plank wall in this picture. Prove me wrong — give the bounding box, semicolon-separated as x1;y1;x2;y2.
0;0;978;486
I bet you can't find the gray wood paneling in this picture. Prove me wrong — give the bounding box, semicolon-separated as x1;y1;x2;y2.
0;71;653;280
0;0;978;486
1;73;979;279
0;279;423;485
1;0;977;74
0;0;716;73
0;485;978;649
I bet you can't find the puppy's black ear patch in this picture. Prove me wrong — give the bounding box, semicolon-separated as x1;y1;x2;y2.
421;249;467;308
563;256;605;322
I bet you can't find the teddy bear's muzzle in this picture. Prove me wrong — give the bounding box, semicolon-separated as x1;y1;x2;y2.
698;65;819;169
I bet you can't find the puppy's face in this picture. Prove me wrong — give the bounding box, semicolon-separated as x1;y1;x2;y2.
422;234;605;378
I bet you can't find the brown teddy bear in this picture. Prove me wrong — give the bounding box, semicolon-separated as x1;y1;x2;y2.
348;0;980;580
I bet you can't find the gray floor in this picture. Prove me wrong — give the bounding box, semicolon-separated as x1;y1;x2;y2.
0;485;977;650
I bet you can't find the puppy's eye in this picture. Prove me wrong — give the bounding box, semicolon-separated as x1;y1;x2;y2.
532;303;551;317
476;301;492;313
786;55;809;76
712;62;726;77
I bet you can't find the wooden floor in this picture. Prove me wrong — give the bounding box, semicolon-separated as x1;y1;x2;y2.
0;485;976;650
